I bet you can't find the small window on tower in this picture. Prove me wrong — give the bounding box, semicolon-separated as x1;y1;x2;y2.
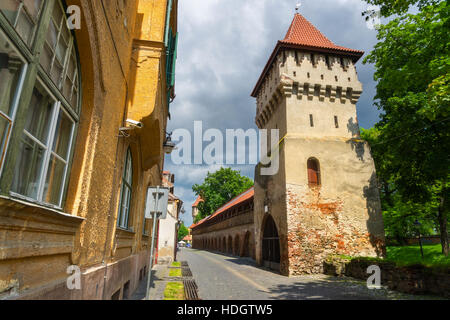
307;158;321;187
309;114;314;127
334;116;339;128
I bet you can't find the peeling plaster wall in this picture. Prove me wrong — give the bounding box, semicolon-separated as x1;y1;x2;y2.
0;0;176;300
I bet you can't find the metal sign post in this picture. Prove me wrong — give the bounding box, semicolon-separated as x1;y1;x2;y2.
145;186;169;300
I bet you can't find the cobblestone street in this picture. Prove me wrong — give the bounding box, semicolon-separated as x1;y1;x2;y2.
177;248;434;300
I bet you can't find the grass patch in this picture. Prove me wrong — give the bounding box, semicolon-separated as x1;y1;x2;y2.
171;261;181;267
163;282;185;300
169;268;182;277
339;244;450;269
385;244;450;268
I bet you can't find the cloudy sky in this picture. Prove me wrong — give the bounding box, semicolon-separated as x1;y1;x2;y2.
164;0;383;227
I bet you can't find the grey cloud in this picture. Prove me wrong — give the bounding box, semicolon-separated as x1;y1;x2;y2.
166;0;382;226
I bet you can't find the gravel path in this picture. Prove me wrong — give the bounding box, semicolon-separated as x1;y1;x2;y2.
177;248;436;300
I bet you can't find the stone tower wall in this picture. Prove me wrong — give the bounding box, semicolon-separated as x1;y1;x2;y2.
253;48;385;276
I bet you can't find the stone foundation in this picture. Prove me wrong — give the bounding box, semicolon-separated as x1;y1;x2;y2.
324;256;450;298
286;183;385;275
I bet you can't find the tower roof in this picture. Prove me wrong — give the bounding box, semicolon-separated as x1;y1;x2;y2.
251;13;364;97
280;14;363;55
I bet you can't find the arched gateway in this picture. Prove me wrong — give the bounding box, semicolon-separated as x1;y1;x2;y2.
262;215;280;271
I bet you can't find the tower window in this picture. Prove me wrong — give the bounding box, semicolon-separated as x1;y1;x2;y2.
334;116;339;128
307;158;321;187
307;72;310;78
309;114;314;127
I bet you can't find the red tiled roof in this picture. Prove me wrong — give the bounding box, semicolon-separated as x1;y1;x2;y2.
251;14;364;97
280;14;363;55
183;235;192;241
191;187;254;229
190;215;210;229
162;177;173;188
192;195;204;207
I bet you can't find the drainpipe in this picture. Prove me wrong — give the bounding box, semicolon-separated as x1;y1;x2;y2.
163;0;173;48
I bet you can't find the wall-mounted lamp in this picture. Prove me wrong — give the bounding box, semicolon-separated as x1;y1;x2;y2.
163;132;177;154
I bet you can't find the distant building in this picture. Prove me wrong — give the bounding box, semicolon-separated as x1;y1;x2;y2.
191;188;255;259
191;195;203;220
182;235;192;245
158;171;183;264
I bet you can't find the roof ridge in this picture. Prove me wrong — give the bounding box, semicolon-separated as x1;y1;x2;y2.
213;186;254;213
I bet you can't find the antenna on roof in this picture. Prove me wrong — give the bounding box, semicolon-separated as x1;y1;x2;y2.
295;2;302;12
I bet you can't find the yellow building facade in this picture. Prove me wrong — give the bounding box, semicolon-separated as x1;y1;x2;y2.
0;0;178;299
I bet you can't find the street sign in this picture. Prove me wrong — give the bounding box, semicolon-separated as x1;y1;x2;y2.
145;186;169;219
144;186;169;300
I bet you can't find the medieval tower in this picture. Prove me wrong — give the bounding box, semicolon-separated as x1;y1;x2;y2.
252;13;386;276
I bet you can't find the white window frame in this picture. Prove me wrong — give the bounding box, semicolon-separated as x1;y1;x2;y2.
10;77;76;209
0;27;28;175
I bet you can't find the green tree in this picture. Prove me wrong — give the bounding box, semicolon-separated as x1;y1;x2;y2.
192;167;254;222
363;0;440;17
362;0;449;254
177;222;189;242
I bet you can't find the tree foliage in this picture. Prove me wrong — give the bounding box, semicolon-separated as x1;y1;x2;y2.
192;167;254;223
364;0;441;17
177;222;189;242
362;0;449;254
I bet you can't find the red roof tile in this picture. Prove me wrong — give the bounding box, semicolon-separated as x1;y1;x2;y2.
280;14;363;55
191;187;254;229
251;14;364;97
192;195;204;207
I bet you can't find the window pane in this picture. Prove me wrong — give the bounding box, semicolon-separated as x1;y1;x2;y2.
119;186;131;228
0;32;24;116
39;43;52;72
15;8;34;45
0;0;42;47
52;2;63;27
0;115;11;160
43;154;66;205
125;153;132;184
46;19;58;49
52;109;73;160
55;38;67;64
50;58;63;84
0;0;21;27
24;83;54;144
11;134;45;199
23;0;42;21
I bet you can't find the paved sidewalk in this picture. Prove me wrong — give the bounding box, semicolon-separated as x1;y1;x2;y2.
129;264;168;300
